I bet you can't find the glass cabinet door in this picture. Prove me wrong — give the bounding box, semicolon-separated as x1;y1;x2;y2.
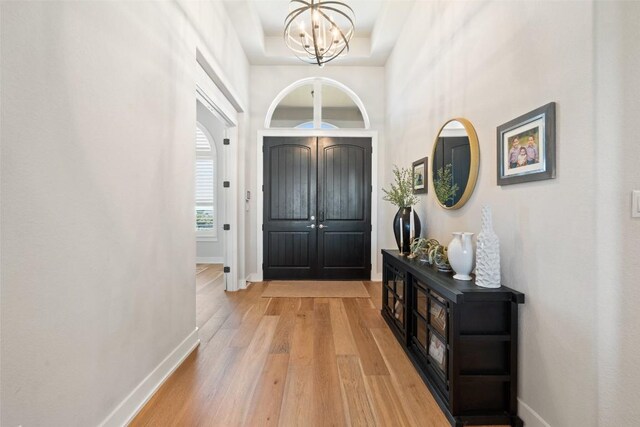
411;282;450;383
383;263;406;332
411;282;429;354
427;291;449;380
429;294;447;338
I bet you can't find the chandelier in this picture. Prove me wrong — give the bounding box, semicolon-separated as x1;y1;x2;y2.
284;0;355;66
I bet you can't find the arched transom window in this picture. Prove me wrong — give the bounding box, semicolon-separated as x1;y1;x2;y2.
265;78;370;130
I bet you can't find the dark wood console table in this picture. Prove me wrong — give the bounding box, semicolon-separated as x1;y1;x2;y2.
381;250;525;426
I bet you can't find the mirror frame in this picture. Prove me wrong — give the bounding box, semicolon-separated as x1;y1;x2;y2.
431;117;480;210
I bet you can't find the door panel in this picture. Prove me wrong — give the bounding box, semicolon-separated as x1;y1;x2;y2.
263;137;317;279
322;232;366;267
263;136;371;280
318;137;372;279
267;232;310;267
269;144;311;220
323;144;365;221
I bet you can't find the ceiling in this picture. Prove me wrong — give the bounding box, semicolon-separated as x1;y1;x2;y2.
222;0;416;66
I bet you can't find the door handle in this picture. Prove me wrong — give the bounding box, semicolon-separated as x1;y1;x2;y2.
306;224;316;229
318;224;327;229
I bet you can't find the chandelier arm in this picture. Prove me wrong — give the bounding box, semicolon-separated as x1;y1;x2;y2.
302;43;317;57
309;0;322;66
284;8;314;53
317;2;355;22
316;5;355;31
287;0;311;10
317;42;349;65
284;5;312;32
315;1;354;13
314;7;353;50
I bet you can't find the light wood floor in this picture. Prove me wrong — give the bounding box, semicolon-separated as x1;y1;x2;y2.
130;265;495;427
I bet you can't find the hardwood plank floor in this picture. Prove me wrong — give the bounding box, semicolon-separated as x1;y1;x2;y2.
131;265;503;427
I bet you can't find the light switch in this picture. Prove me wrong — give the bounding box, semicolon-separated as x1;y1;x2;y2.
633;190;640;218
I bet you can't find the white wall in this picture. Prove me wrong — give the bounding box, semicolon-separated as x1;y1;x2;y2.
247;66;386;279
594;2;640;425
0;1;248;425
385;2;599;426
196;101;225;263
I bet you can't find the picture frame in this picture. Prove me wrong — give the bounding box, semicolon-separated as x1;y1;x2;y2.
497;102;556;185
412;157;428;194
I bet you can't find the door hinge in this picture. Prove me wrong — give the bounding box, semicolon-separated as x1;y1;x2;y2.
262;184;264;192
223;181;230;188
224;266;231;273
262;224;264;231
369;264;372;271
262;263;264;270
370;185;373;193
370;224;373;231
223;138;230;145
223;224;230;230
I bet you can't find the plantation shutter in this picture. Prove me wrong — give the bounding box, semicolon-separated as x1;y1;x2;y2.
195;125;216;235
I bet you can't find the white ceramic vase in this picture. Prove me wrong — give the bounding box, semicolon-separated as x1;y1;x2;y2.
475;206;501;288
448;232;475;281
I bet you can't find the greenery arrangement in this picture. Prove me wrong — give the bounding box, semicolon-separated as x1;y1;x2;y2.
407;237;451;271
433;164;459;206
382;166;419;208
409;237;430;258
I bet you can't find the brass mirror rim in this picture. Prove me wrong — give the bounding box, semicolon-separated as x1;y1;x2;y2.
431;117;480;210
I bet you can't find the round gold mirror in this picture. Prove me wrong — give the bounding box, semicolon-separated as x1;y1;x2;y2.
431;118;480;209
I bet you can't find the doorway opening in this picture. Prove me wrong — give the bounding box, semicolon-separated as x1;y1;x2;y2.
194;51;244;291
194;99;228;329
195;103;225;266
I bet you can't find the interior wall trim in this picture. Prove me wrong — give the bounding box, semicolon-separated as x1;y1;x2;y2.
195;48;245;113
98;329;200;427
246;273;263;283
196;257;224;264
518;398;551;427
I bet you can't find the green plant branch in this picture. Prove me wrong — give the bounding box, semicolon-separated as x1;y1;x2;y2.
433;164;459;206
382;166;419;208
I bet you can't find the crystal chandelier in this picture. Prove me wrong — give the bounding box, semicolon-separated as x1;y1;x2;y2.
284;0;355;66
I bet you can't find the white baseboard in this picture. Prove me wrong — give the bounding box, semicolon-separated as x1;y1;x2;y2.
247;272;263;283
99;328;200;427
196;256;224;264
518;398;551;427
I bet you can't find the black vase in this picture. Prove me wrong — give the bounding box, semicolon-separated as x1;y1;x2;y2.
393;207;421;254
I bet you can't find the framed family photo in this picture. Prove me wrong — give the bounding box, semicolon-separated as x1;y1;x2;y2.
497;102;556;185
412;157;428;194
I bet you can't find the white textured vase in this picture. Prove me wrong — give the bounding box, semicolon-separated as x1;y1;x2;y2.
448;232;475;281
475;206;501;288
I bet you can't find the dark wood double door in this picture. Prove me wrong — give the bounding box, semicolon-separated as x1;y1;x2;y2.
263;137;372;280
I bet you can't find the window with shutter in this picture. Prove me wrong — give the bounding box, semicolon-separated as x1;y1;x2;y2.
195;124;217;237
